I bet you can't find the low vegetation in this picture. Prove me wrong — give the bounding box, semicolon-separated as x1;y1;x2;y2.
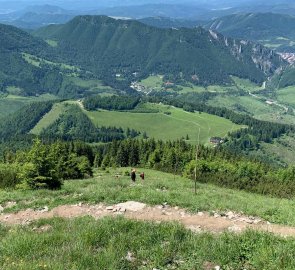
1;217;295;270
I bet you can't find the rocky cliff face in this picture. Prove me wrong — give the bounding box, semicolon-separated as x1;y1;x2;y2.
209;29;286;76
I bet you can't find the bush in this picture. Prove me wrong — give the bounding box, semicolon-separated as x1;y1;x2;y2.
0;163;20;189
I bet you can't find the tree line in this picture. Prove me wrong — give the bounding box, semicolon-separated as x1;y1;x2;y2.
83;95;140;111
94;138;295;198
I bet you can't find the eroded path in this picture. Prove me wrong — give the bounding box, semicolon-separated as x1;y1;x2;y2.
1;201;295;237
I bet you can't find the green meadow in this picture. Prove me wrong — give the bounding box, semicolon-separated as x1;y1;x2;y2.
277;86;295;107
85;103;242;144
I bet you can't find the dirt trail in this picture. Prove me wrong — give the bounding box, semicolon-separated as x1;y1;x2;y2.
1;201;295;237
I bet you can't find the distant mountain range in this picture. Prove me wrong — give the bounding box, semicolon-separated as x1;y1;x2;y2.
138;13;295;53
3;2;295;30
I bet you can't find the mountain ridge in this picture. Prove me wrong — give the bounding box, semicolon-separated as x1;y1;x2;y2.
34;15;286;85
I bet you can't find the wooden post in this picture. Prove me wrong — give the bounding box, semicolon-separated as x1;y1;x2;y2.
195;127;200;194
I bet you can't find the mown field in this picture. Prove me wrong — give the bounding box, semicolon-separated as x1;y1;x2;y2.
85;103;242;144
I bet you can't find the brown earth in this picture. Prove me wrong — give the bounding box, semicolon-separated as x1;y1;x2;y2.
1;201;295;237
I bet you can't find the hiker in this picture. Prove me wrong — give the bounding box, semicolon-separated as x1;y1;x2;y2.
131;169;136;182
140;172;145;181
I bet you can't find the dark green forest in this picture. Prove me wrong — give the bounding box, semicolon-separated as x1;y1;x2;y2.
34;15;284;86
83;95;140;111
0;101;54;141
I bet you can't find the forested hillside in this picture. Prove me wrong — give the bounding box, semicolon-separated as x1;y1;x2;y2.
34;15;285;85
205;13;295;52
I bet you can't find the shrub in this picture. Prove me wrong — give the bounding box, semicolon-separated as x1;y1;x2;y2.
0;163;20;189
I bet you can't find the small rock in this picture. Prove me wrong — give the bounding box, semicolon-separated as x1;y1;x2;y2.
253;219;262;224
78;202;83;207
267;221;271;225
34;225;53;233
214;213;220;218
174;206;179;210
0;205;4;213
242;218;253;224
116;201;146;212
214;266;221;270
125;251;135;262
188;225;202;233
226;211;235;219
39;206;49;213
228;225;242;233
197;211;204;216
5;201;17;209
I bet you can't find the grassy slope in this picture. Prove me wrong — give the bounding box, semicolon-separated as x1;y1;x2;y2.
85;103;242;144
1;168;295;226
0;94;57;119
277;86;295;107
30;103;68;135
207;95;295;124
258;134;295;166
1;216;295;270
22;52;80;72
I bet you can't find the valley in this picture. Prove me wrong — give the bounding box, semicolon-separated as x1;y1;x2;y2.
1;168;295;269
1;2;295;268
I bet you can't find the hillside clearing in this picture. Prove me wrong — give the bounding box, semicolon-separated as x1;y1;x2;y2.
85;103;242;143
30;102;69;135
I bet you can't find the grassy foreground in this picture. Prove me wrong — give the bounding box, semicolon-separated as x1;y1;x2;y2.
1;168;295;226
1;216;295;270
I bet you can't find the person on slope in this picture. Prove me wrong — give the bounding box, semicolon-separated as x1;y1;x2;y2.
131;169;136;182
